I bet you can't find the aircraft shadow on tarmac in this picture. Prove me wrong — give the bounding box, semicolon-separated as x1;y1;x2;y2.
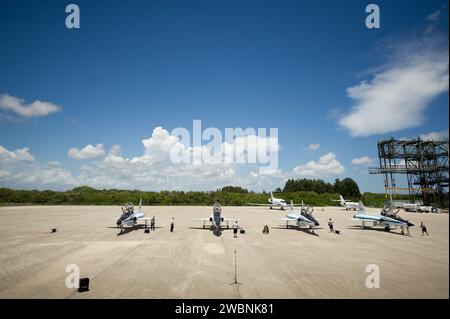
347;225;412;236
271;226;322;236
107;225;164;236
188;226;233;237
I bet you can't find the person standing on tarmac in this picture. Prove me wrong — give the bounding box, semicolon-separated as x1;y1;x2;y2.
232;221;239;238
420;222;429;236
170;217;175;232
328;218;334;233
151;216;156;231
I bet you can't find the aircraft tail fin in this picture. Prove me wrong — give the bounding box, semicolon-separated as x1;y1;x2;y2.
290;200;294;211
340;194;345;205
138;198;142;213
358;201;365;213
270;192;274;199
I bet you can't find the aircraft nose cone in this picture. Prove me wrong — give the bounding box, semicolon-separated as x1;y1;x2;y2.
307;215;319;226
407;221;415;227
116;216;125;226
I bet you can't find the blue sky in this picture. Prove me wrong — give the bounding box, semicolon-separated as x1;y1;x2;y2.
0;0;448;193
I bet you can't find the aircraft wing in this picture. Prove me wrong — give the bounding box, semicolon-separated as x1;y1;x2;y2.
246;203;271;206
349;217;375;221
191;218;211;221
350;217;404;227
137;217;154;221
380;219;406;227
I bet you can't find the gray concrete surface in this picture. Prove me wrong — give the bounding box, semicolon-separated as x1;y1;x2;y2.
0;205;447;299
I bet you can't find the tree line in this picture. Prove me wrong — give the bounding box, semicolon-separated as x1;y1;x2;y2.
282;178;361;198
0;177;411;208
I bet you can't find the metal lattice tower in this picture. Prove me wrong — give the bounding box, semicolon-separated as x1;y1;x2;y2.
369;137;449;207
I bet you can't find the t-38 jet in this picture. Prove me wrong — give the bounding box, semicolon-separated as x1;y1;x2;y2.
115;199;153;234
192;201;236;235
351;202;414;235
275;200;320;234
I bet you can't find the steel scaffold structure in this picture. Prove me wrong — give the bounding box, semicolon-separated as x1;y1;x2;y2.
369;138;449;207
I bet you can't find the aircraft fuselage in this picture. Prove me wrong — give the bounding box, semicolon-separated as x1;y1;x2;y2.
354;213;407;228
117;212;145;227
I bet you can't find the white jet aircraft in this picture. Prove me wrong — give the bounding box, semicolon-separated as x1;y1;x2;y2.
351;202;414;234
192;201;236;235
331;194;359;210
275;200;320;234
115;199;154;234
248;192;303;210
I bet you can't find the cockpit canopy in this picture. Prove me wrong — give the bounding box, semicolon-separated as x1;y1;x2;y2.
121;201;134;217
213;201;222;214
117;202;134;225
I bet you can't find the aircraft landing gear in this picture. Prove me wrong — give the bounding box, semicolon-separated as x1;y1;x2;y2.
384;226;390;232
270;206;273;210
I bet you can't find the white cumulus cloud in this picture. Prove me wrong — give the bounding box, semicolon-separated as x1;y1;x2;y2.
420;129;449;141
338;38;449;137
78;127;278;190
68;144;106;160
351;156;373;165
0;93;61;118
1;127;348;191
292;152;344;177
0;144;79;189
0;145;34;162
307;143;321;151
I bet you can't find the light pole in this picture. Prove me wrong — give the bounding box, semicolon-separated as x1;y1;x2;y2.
231;249;242;286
